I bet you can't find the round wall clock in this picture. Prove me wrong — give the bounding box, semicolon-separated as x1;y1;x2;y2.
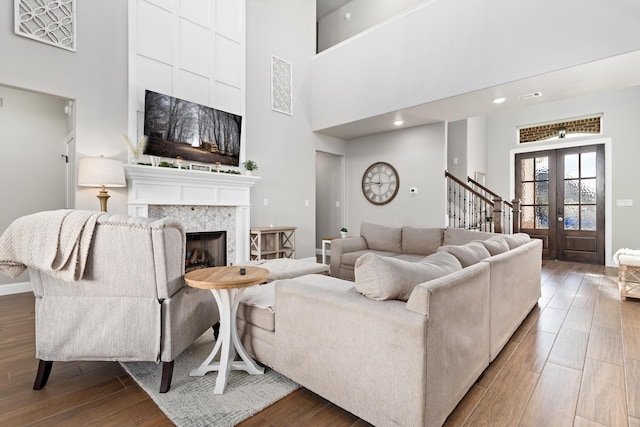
361;162;400;205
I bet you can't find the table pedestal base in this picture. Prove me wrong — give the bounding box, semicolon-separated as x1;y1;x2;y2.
190;287;264;394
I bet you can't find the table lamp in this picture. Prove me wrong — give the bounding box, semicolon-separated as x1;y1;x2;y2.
77;156;126;212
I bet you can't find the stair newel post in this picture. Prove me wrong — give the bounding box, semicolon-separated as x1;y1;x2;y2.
492;197;503;233
511;198;521;233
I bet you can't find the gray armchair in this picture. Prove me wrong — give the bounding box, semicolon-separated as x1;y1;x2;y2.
28;214;218;393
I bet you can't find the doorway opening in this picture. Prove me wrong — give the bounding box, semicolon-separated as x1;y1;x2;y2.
315;151;344;257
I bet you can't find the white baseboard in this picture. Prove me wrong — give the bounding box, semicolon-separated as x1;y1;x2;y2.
0;281;32;296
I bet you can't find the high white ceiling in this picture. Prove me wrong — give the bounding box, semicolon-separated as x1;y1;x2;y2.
315;50;640;140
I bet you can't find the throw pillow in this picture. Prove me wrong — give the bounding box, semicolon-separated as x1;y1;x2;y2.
401;227;444;255
360;221;402;253
438;241;491;267
443;228;495;246
354;252;461;301
479;236;510;256
500;233;531;249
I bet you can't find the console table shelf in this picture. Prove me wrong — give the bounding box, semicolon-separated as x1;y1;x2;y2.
250;227;296;260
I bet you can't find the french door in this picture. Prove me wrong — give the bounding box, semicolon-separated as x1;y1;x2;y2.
515;145;605;264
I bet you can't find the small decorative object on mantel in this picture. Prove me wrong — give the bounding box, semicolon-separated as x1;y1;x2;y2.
242;160;258;176
149;156;160;167
215;162;221;171
340;227;348;238
123;134;148;164
176;156;183;169
190;163;212;172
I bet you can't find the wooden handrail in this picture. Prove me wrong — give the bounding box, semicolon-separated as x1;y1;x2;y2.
467;176;513;208
444;171;493;205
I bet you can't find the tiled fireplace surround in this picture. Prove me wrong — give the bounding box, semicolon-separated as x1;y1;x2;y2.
124;165;260;265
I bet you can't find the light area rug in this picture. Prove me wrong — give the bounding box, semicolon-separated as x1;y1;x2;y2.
121;332;299;426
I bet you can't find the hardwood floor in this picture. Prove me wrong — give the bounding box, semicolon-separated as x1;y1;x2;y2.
1;260;639;426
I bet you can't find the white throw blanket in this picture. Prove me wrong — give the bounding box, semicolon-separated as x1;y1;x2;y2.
613;248;640;267
0;209;102;281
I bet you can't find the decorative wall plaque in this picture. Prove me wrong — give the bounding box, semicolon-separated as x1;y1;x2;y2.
271;55;293;115
14;0;76;52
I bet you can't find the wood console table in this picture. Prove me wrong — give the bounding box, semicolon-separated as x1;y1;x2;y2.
250;226;296;260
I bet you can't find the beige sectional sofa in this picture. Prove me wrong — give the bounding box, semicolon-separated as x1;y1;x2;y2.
238;222;542;426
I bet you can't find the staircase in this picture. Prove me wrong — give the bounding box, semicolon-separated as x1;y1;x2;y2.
445;171;520;234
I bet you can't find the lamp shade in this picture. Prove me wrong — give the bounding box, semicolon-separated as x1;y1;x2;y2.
77;156;126;187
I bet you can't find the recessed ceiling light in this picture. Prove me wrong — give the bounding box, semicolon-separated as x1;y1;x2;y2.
492;97;507;104
393;120;404;126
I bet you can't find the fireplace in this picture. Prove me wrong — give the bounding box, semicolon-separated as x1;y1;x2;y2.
124;164;260;265
186;231;226;272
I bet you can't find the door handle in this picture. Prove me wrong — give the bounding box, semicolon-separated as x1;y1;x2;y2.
557;216;563;222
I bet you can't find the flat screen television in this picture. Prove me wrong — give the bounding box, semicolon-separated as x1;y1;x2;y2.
143;90;242;166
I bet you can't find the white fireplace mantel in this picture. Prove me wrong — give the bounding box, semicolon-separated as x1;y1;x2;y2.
124;164;260;264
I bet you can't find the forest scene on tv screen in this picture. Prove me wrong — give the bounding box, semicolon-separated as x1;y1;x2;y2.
143;90;242;166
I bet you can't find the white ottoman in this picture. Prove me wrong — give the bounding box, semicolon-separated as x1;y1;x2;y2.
614;249;640;301
243;258;329;281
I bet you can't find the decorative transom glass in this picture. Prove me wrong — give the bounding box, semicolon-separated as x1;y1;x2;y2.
520;157;550;230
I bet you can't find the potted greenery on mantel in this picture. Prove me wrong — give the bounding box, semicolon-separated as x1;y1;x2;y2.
242;160;258;175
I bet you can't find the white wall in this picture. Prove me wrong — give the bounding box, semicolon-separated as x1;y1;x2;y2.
487;85;640;264
447;120;467;179
345;123;446;233
129;0;245;156
467;116;488;180
0;86;69;288
0;1;129;214
245;0;345;259
317;0;427;52
312;0;640;131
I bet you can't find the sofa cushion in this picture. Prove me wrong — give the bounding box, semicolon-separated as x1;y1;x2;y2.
341;249;400;268
443;228;495;246
438;241;492;267
238;281;276;332
392;253;428;263
479;236;510;256
500;233;531;249
360;222;402;253
354;252;462;301
402;227;444;255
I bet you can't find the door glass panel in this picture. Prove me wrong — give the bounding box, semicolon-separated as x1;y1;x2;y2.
535;206;549;229
564;154;579;179
564;205;579;230
536;181;549;204
564;180;580;204
581;179;596;204
535;157;548;180
581;152;596;177
521;158;534;181
581;206;596;230
522;206;534;228
522;182;535;204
